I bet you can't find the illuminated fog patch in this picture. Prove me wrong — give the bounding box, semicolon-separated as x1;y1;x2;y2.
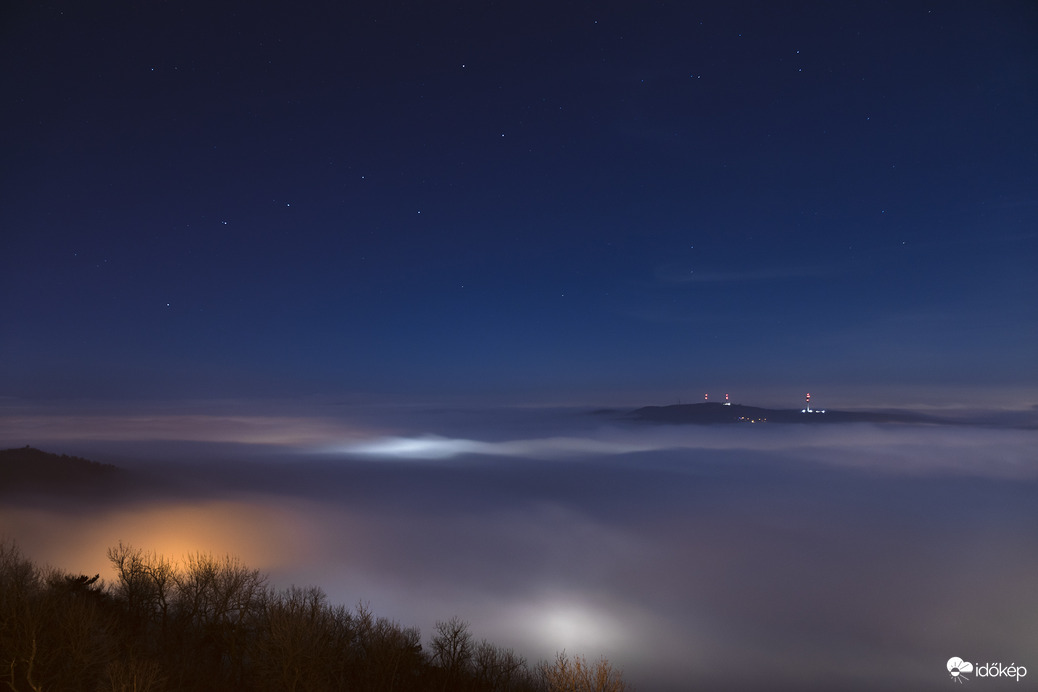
0;498;319;578
343;434;489;459
526;599;625;652
330;425;1038;479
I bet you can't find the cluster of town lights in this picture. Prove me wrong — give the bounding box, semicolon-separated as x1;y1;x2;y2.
701;392;826;415
801;392;826;414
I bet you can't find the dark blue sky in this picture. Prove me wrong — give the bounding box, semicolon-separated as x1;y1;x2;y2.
3;1;1036;407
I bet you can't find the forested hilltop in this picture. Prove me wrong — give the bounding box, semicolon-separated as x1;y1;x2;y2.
0;446;125;495
0;541;627;692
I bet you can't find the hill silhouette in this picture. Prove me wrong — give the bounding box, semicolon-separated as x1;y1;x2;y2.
0;446;126;496
627;402;936;425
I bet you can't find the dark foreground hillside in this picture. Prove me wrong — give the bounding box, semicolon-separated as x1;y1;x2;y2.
0;541;626;692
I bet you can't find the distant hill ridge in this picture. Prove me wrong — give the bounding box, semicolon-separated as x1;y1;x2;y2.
0;446;123;492
628;402;935;425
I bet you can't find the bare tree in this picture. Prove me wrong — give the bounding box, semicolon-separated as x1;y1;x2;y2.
430;616;474;690
538;650;628;692
352;601;424;692
2;542;115;692
0;541;46;692
106;543;176;643
251;585;338;692
474;639;531;691
101;656;167;692
170;551;266;688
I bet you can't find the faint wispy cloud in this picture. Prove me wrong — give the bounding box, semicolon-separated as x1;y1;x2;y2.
331;424;1038;479
0;414;373;447
654;262;830;284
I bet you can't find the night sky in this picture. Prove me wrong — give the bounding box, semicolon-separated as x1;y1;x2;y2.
4;1;1036;408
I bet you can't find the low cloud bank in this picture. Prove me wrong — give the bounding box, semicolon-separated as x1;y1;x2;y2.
3;408;1037;691
333;421;1038;480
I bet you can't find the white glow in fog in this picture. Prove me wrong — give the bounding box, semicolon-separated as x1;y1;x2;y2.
343;435;489;459
508;596;629;657
334;433;655;460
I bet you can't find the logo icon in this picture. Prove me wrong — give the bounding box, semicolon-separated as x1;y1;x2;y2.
948;657;973;683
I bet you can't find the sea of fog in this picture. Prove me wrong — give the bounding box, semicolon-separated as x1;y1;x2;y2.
2;405;1037;691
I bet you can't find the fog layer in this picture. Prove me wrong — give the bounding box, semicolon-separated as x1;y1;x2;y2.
3;409;1037;691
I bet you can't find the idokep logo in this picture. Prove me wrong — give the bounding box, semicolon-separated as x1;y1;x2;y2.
947;657;1028;683
947;658;973;683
